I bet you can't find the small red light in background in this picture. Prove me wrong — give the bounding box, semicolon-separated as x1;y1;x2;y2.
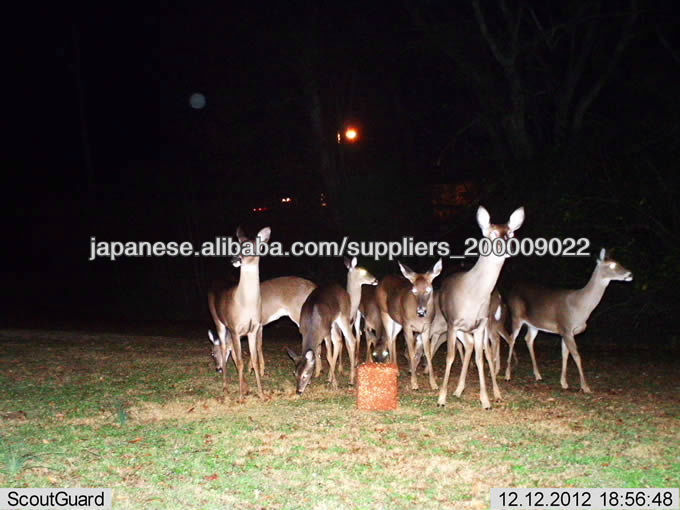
252;206;269;213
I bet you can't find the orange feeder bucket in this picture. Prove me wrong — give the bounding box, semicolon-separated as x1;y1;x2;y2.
356;362;399;411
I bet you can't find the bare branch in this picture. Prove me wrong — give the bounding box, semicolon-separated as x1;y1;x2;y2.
472;0;512;67
572;0;638;132
656;25;680;66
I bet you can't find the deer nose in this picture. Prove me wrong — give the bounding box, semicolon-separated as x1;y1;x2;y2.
216;368;223;374
417;308;427;317
231;255;242;267
624;272;633;281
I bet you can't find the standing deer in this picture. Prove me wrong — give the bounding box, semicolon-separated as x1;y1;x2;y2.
427;289;511;368
376;258;443;390
352;285;385;363
287;257;377;394
505;248;633;392
209;276;316;377
208;226;270;401
438;206;525;409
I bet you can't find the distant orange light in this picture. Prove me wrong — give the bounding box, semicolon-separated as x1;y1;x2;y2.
345;127;358;142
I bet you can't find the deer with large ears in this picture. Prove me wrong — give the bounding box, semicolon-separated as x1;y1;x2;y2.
287;257;377;394
208;226;270;401
376;258;443;390
505;248;633;392
438;206;525;409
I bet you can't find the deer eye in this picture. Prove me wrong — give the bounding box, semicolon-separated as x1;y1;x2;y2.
426;286;432;293
411;288;417;294
507;231;514;238
609;262;616;269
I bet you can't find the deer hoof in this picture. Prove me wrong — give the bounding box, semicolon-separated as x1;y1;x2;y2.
582;386;592;394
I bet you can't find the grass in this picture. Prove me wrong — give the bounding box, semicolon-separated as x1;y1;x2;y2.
0;326;678;509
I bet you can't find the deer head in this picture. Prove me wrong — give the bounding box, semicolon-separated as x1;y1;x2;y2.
597;248;633;282
476;206;525;248
345;256;378;287
286;348;315;394
208;330;226;373
231;226;271;267
398;258;443;318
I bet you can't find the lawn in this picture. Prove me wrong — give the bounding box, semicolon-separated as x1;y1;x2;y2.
1;325;678;509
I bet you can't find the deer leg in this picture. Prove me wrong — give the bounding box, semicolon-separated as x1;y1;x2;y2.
402;328;419;390
420;328;438;390
437;326;458;406
315;343;324;378
389;320;403;368
560;339;569;389
365;329;376;363
337;317;357;386
336;336;344;375
524;326;541;381
473;328;492;409
216;325;230;395
380;312;396;365
563;335;590;393
247;329;264;399
323;337;333;383
453;332;474;398
256;325;264;377
232;334;248;402
484;328;502;401
353;316;362;365
505;322;521;381
328;327;341;390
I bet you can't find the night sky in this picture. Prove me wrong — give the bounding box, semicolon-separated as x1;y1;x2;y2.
8;2;680;332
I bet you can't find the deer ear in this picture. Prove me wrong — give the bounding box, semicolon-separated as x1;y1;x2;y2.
344;257;358;269
429;258;443;280
236;226;247;243
286;348;301;363
598;248;606;261
398;261;417;283
476;206;491;233
257;227;271;243
508;207;525;231
208;330;218;345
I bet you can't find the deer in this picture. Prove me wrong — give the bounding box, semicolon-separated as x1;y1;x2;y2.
437;206;525;409
352;285;385;363
209;276;316;377
427;289;514;375
376;258;443;391
287;257;377;394
207;226;270;401
504;248;633;392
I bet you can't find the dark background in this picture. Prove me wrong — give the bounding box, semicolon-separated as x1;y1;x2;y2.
7;1;679;344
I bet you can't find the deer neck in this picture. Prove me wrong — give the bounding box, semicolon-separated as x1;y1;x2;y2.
571;264;609;320
235;264;261;308
467;253;506;295
346;278;363;321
